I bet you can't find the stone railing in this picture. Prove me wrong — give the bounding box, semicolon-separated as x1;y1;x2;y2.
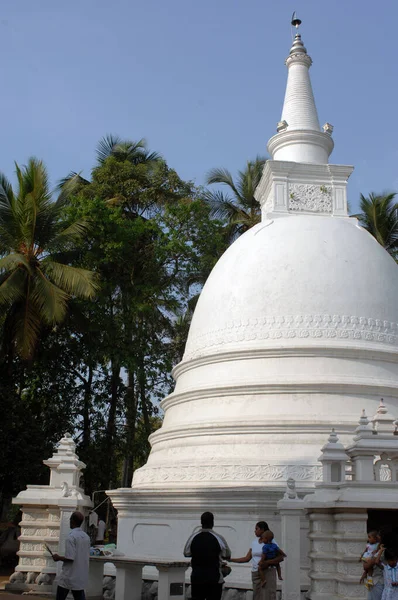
87;556;190;600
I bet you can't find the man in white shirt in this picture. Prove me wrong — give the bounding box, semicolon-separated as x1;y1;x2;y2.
53;511;91;600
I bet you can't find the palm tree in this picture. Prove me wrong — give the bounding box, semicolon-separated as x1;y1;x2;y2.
355;192;398;260
58;135;163;210
204;156;266;241
95;134;161;166
0;158;99;361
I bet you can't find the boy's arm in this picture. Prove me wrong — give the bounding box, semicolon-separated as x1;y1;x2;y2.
258;551;267;568
277;546;287;558
364;546;384;570
261;549;285;568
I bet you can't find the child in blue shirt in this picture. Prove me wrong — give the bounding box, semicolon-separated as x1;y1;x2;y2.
258;530;284;586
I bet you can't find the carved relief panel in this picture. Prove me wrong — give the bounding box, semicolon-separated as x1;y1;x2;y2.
288;183;332;213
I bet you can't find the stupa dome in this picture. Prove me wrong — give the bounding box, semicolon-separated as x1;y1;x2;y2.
184;215;398;361
131;213;398;490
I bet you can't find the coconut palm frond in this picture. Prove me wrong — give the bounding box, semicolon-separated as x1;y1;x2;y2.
237;157;265;205
0;184;20;249
355;192;398;254
202;189;241;222
206;167;243;203
43;260;99;299
0;157;99;360
96;134;123;164
56;171;90;203
0;267;27;306
21;158;52;208
0;253;32;274
0;173;14;205
95;134;162;167
33;268;70;324
50;220;91;248
205;157;265;242
14;298;43;361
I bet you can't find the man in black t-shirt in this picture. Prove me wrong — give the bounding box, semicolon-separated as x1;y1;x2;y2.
184;512;231;600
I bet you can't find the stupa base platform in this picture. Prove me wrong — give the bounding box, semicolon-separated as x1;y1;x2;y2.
108;485;311;591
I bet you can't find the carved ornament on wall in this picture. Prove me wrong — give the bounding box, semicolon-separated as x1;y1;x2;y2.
185;314;398;359
133;463;322;485
288;184;332;213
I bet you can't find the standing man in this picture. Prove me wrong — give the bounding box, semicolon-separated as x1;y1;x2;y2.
184;511;231;600
53;511;91;600
95;518;106;545
229;521;284;600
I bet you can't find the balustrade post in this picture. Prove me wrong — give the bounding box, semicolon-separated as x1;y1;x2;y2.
115;563;143;600
157;565;188;600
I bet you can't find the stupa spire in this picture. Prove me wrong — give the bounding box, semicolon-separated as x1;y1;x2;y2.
267;14;334;164
255;14;353;217
280;17;320;132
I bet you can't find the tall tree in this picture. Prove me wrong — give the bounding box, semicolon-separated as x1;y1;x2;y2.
355;192;398;260
204;156;266;241
59;137;225;489
0;158;98;362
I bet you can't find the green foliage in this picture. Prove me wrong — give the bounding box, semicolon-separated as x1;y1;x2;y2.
0;158;98;361
55;136;225;492
204;156;266;241
354;192;398;260
0;136;226;510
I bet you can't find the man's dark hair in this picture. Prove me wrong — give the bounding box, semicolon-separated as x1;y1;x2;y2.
256;521;269;531
379;527;398;552
71;511;85;527
201;512;214;529
384;547;398;561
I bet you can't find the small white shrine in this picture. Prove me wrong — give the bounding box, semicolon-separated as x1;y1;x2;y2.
7;433;92;594
108;15;398;593
279;400;398;600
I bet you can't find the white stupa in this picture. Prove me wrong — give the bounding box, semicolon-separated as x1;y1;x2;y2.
109;18;398;586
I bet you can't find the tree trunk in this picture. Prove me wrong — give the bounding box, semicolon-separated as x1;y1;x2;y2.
82;365;93;453
138;356;151;439
104;361;120;489
121;370;138;487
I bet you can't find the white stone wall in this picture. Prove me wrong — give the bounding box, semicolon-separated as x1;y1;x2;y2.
307;510;367;600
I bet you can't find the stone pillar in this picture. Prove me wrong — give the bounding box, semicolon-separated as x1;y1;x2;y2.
307;511;336;600
279;507;302;600
86;559;105;600
6;433;92;594
306;509;367;600
277;479;304;600
114;564;143;600
7;506;60;591
333;510;367;600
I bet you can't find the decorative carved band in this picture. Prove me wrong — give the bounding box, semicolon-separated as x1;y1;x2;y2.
132;463;322;486
288;183;332;213
185;314;398;359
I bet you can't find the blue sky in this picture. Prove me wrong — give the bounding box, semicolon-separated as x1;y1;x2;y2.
0;0;397;213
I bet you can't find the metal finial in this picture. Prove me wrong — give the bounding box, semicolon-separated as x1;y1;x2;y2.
291;11;302;28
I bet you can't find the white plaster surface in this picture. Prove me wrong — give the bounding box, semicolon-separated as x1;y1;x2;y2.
109;23;398;595
131;214;398;489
